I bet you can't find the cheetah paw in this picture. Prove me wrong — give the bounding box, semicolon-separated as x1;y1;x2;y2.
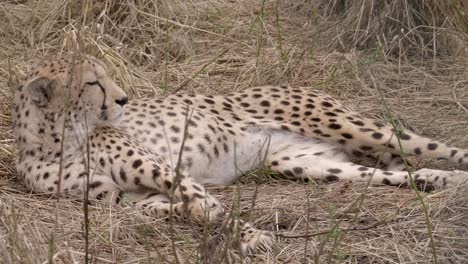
240;229;275;254
414;169;468;189
188;199;225;223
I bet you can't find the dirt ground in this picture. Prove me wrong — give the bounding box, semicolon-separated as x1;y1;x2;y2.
0;1;467;263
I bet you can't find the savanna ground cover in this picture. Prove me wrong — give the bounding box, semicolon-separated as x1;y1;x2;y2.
0;1;467;263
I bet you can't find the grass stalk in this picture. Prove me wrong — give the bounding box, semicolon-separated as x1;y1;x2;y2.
371;74;438;264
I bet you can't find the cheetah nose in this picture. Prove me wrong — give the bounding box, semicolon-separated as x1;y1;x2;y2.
115;97;128;106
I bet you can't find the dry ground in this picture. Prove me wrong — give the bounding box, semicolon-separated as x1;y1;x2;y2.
0;0;467;263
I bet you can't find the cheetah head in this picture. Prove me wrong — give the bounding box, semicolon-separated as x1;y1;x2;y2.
17;55;128;130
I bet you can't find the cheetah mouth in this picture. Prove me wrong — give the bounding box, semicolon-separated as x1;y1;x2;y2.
99;109;125;122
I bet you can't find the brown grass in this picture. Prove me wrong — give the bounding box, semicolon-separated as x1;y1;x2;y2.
0;0;467;263
312;0;468;58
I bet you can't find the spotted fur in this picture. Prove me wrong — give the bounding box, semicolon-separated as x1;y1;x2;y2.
13;55;468;253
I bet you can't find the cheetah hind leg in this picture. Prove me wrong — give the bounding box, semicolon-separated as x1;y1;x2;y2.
268;147;468;190
342;143;412;171
371;152;411;171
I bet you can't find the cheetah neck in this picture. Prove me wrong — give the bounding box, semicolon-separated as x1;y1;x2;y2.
15;107;96;161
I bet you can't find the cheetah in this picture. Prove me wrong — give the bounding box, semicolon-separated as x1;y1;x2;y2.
12;54;468;253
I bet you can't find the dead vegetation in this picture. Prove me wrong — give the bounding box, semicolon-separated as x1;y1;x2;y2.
0;0;467;263
312;0;467;57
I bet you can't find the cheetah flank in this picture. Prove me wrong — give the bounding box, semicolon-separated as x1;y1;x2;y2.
13;55;468;253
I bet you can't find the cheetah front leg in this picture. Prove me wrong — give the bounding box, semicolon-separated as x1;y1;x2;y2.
107;154;225;221
128;189;275;253
92;130;275;253
116;159;275;253
127;192;202;220
18;160;123;204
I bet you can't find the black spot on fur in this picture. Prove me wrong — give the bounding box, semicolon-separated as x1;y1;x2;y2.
291;121;301;126
170;125;180;133
414;179;435;192
372;121;384;128
427;143;438;150
371;132;384;140
164;180;172;190
322;101;333;108
134;177;141;185
89;181;102;189
204;98;215;104
325;175;339;181
328;123;342;130
293;167;303;174
360;146;373;151
327;168;342;174
120;168;127;182
341;133;353;139
351;120;364;126
152;169;161;179
352;150;364;157
95;191;107;200
414;148;422;155
399;133;411;140
132;159;143;169
213;145;219;157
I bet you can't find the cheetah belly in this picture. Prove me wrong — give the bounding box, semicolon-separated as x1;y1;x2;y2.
120;117;346;185
186;131;272;185
186;130;348;185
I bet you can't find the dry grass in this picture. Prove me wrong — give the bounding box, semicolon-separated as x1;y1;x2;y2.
312;0;468;58
0;0;467;263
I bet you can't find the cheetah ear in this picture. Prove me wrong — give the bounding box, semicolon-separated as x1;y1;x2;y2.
26;77;56;107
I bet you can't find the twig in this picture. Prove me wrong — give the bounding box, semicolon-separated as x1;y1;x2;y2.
370;73;439;264
451;80;468;114
277;219;389;239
